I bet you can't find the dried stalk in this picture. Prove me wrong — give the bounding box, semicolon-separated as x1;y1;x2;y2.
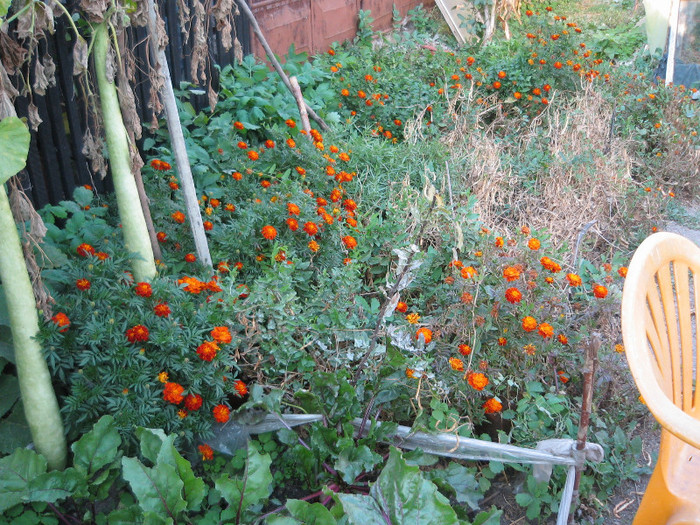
352;196;437;385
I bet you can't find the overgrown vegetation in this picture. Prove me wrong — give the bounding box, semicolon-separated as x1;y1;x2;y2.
1;0;698;523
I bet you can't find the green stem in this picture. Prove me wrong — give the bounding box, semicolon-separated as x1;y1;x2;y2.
0;183;66;470
93;23;156;281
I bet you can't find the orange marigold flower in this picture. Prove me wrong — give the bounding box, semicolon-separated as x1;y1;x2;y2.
76;278;91;291
492;81;501;89
247;150;259;161
52;312;70;332
261;180;271;189
498;337;507;346
178;275;207;294
554;61;563;69
514;91;522;99
566;273;582;286
234;379;248;396
495;237;504;248
185;393;203;411
285;119;296;128
503;266;520;282
234;121;245;129
615;344;625;353
197;341;219;362
618;267;628;278
169;181;179;190
265;139;275;149
218;262;230;274
461;266;478;279
198;444;214;461
232;172;243;181
406;313;420;324
126;324;149;343
338;152;351;162
203;220;213;231
593;284;608;298
286;218;299;231
558;371;569;384
557;334;568;345
163;382;185;404
416;327;433;344
286;138;296;148
211;326;232;344
497;70;507;79
157;371;168;383
262;225;277;240
135;282;152;297
76;243;95;257
522;316;538;332
342;235;358;250
458;344;472;356
405;368;416;378
396;301;408;313
154;303;171;318
341;88;350;96
172;211;186;224
308;240;320;252
449;357;464;371
483;398;502;414
295;166;306;176
237;141;248;149
185;253;196;263
468;372;489;391
505;287;522;304
538;322;554;339
157;231;167;242
528;238;541;250
213;404;230;423
303;222;318;236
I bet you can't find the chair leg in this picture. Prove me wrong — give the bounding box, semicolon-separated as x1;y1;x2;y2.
632;467;673;525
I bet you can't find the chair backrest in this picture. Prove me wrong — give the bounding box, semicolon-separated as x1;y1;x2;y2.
621;232;700;448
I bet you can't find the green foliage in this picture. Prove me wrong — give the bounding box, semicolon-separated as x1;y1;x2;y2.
0;117;30;185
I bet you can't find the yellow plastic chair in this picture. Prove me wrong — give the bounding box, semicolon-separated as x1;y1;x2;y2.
621;232;700;525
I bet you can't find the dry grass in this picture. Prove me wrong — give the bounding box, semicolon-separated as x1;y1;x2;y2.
440;86;662;257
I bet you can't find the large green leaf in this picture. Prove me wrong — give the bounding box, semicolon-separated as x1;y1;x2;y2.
121;457;187;519
333;493;386;525
0;448;47;512
0;401;32;455
215;442;272;517
135;427;206;511
0;0;10;19
72;415;121;478
0;117;30;185
286;499;337;525
0;448;84;512
370;447;461;525
334;444;381;485
0;373;20;418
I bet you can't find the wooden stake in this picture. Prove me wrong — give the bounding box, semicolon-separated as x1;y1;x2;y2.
146;0;212;268
235;0;330;131
289;76;311;136
569;334;600;522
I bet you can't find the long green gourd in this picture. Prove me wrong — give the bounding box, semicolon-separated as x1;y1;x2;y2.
0;117;66;470
93;22;157;282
